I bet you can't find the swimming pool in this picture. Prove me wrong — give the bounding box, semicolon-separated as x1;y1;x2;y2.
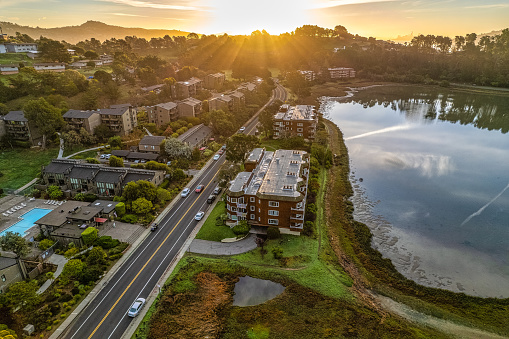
0;208;52;238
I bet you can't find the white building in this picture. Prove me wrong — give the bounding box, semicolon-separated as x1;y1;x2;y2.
0;64;19;74
0;44;6;54
328;67;355;79
5;43;38;53
34;63;66;72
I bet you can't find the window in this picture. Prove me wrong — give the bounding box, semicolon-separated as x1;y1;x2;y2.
268;219;278;225
268;201;279;207
250;214;255;220
231;207;237;212
250;206;255;211
268;210;279;216
151;146;155;150
231;198;237;204
297;123;303;126
250;197;255;202
286;122;289;125
297;128;303;132
238;197;244;204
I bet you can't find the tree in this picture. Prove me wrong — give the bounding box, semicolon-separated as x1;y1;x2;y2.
163;138;192;160
94;124;115;141
2;280;40;311
226;133;260;163
217;161;241;188
108;136;122;149
86;247;107;266
232;220;250;237
61;259;86;283
94;70;112;84
39;39;72;63
131;197;153;215
208;109;236;137
0;231;30;257
84;50;99;60
47;185;63;199
23;98;64;149
122;180;157;203
0;103;8;115
109;155;124;167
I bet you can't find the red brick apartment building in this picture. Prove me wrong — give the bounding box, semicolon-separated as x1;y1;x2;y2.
273;105;317;140
225;148;309;235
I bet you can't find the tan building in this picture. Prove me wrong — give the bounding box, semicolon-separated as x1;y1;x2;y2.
328;67;355;79
33;63;66;72
273;105;317;140
0;257;27;293
209;94;233;112
148;102;178;127
138;135;166;153
176;77;203;99
2;111;42;146
225;148;309;234
177;97;202;118
97;106;137;136
204;72;225;90
63;110;102;134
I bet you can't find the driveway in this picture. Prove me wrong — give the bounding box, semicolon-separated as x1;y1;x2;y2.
188;234;257;255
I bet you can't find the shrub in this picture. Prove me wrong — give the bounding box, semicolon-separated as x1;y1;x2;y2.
303;221;315;237
232;221;250;237
86;157;100;164
46;326;52;331
109;253;122;260
39;239;55;250
272;246;284;259
79;266;103;285
71;287;80;295
95;236;120;249
81;227;98;245
61;313;67;318
74;193;86;201
58;293;73;302
64;247;79;259
121;214;138;223
83;193;97;202
115;202;126;217
266;227;281;239
47;185;63;200
49;302;61;315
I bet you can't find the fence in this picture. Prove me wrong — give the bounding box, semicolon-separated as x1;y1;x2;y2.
39;240;59;261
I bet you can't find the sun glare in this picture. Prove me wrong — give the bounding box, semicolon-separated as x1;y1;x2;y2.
206;0;310;35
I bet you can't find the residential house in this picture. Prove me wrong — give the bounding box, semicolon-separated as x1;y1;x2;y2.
67;49;76;55
273;105;317;140
204;72;225;90
71;59;103;68
34;63;66;72
89;200;119;219
138;135;166;154
63;110;102;134
40;159;165;198
328;67;355;79
177;97;202;118
225;148;309;234
0;256;28;294
148;102;178;127
4;43;38;53
177;124;213;149
176;77;202;99
1;111;42;146
0;64;18;74
99;54;114;64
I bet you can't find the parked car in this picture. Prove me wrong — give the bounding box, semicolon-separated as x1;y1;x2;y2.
194;211;205;220
140;159;146;163
218;149;224;155
166;161;172;166
213;154;220;161
150;223;158;232
104;154;111;159
213;186;221;195
195;185;205;193
128;298;146;317
181;188;190;197
100;154;106;159
221;145;226;150
207;194;216;204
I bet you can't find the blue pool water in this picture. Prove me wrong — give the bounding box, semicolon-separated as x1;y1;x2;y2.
0;208;52;237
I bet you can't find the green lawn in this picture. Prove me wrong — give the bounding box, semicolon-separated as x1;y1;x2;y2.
260;138;284;151
0;147;59;190
76;66;113;77
0;53;34;66
69;149;100;160
195;201;235;241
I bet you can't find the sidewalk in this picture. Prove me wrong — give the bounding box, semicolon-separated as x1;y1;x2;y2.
37;254;68;294
188;234;257;255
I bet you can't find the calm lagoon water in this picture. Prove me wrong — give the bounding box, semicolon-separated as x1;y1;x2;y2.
233;276;285;306
324;85;509;297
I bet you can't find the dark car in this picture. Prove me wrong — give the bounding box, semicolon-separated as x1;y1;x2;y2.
195;184;205;193
207;194;216;204
150;223;158;232
213;187;221;195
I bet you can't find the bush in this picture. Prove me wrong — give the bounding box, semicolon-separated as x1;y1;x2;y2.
64;247;79;259
303;221;315;237
232;221;250;237
266;227;281;239
71;287;80;295
74;193;86;201
83;193;97;202
115;202;126;217
49;302;61;315
39;238;55;250
47;185;63;200
86;157;100;164
95;236;120;249
272;246;284;259
58;293;73;302
109;253;123;260
121;214;138;223
81;227;98;245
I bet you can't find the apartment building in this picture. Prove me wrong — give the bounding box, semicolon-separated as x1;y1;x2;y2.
299;70;317;81
177;97;202;118
328;67;355;79
204;72;225;90
97;106;137;136
225;148;309;234
209;91;245;112
273;105;317;140
99;54;114;65
63;110;102;134
176;77;202;99
1;111;41;145
148;102;178;127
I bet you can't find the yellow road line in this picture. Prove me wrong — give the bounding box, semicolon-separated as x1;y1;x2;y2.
87;170;219;339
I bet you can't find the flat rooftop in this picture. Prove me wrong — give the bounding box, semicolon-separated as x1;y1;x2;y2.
229;172;252;193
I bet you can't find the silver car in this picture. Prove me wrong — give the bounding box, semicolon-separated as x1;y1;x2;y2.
128;297;146;317
181;188;190;197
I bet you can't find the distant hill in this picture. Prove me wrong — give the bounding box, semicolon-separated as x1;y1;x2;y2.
0;21;193;44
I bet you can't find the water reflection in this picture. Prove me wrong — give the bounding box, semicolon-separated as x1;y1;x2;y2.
326;85;509;297
233;276;285;307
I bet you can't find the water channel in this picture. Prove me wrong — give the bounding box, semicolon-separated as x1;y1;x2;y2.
324;85;509;298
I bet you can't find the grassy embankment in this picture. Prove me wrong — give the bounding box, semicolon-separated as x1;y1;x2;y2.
132;136;448;339
0;147;59;190
323;117;509;336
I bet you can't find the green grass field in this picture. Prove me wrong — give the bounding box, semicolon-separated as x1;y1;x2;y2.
195;201;235;241
0;53;33;66
0;147;58;190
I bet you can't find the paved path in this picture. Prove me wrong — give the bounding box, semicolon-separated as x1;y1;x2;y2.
37;254;68;294
64;146;103;159
188;234;258;255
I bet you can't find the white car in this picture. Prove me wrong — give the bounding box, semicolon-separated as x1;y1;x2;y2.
213;154;220;161
194;211;205;220
181;188;190;198
128;297;146;317
239;126;246;132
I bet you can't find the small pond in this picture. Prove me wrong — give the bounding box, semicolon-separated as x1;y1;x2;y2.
233;276;285;307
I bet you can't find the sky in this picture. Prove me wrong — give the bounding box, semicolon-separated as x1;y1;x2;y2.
0;0;508;40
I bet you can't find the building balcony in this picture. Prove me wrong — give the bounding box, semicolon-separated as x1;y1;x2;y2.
290;214;304;220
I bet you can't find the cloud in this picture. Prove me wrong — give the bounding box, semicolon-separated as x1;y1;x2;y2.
97;0;200;11
465;4;509;9
110;12;186;20
110;12;148;17
311;0;396;9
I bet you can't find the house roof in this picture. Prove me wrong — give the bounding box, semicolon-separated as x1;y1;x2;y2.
122;172;155;186
96;108;128;116
89;200;119;214
94;169;124;184
141;84;164;92
178;77;202;86
3;111;26;122
139;135;165;146
35;201;89;227
110;103;132;109
126;152;158;160
63;110;98;119
178;124;213;148
156;102;177;111
68;165;99;180
34;63;65;66
67;206;103;221
0;257;17;271
44;160;76;174
111;150;130;157
0;64;18;68
179;97;201;106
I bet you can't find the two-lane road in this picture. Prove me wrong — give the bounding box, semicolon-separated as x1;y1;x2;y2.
60;81;287;339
